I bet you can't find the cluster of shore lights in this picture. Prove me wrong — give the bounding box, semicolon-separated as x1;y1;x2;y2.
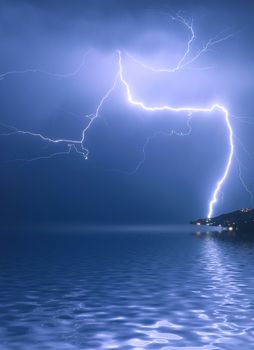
240;208;253;213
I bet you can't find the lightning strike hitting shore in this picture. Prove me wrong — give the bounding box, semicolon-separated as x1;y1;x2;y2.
0;15;239;218
117;50;234;219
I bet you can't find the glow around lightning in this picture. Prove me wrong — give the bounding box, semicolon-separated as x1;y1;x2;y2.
0;15;237;218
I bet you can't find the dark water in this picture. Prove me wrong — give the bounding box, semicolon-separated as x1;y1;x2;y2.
1;227;254;350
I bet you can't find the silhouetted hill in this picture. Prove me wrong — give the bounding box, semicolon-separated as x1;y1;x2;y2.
191;208;254;232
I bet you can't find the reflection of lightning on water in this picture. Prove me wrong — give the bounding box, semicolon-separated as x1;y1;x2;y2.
0;15;250;218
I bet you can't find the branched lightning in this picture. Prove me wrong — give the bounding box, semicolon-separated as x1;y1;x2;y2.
0;72;119;163
236;158;254;207
233;134;254;206
0;50;91;81
109;116;193;176
0;15;242;219
79;73;119;159
125;15;233;73
132;123;193;175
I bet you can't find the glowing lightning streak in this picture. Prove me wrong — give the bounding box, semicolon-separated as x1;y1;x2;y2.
0;50;91;80
0;73;119;162
125;15;233;73
117;50;234;219
0;17;236;218
0;125;80;145
112;117;193;176
233;134;254;206
80;73;119;159
236;158;254;207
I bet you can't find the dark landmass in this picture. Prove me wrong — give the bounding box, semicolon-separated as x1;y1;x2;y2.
191;208;254;232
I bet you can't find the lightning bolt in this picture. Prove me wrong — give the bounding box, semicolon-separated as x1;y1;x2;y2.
0;50;91;81
117;50;234;219
0;72;119;163
124;15;233;73
232;133;254;206
236;158;254;207
0;15;237;219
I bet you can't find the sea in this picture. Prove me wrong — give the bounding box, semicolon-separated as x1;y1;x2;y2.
0;225;254;350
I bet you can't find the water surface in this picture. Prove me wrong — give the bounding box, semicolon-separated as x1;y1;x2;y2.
0;227;254;349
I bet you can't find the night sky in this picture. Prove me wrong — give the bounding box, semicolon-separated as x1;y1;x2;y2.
1;0;254;227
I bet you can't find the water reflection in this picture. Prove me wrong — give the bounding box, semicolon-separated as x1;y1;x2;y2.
0;229;254;349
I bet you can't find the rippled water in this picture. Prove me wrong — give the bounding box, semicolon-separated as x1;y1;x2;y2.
1;227;254;349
